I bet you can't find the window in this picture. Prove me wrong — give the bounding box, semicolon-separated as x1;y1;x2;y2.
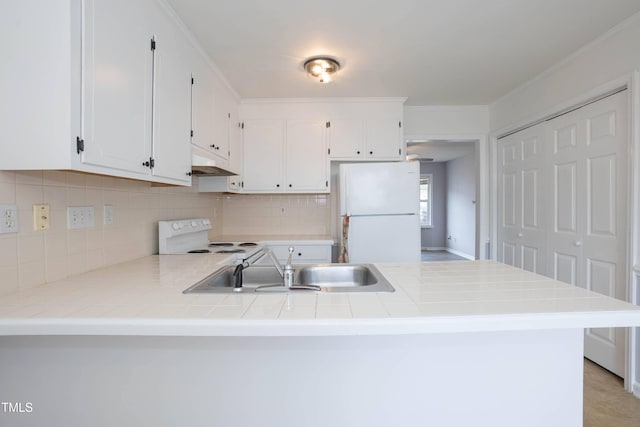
420;174;432;227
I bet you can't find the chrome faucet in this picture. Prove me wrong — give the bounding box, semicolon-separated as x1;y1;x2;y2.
234;246;320;292
233;247;291;292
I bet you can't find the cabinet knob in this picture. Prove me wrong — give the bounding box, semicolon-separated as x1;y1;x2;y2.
356;151;361;155
276;184;280;188
289;184;292;188
298;253;302;257
142;161;150;167
369;151;373;155
210;144;216;149
186;172;192;177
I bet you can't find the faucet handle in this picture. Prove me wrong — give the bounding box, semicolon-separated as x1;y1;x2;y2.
286;246;295;266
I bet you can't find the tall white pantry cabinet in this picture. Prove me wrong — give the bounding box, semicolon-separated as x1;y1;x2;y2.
0;0;208;186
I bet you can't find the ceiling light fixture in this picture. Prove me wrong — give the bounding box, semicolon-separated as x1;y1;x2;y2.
303;56;340;84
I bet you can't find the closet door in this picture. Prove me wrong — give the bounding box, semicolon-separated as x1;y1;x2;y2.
546;90;628;376
497;123;547;274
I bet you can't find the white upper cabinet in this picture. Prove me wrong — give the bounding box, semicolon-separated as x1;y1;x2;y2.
242;120;284;191
327;120;364;158
365;119;403;159
329;118;403;160
149;1;192;183
241;119;329;193
0;0;197;185
285;120;328;192
82;0;153;177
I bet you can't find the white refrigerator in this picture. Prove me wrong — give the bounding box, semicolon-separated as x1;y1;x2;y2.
339;161;421;263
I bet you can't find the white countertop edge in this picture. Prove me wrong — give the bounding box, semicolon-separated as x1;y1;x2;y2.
2;311;640;337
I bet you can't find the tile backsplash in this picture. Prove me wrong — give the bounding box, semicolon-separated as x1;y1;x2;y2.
0;171;333;295
219;194;331;236
0;171;222;295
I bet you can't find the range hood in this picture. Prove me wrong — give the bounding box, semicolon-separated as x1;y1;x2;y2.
191;145;237;177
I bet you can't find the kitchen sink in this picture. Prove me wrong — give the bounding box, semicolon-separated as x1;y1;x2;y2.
182;263;394;293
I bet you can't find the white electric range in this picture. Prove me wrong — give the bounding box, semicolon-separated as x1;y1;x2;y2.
158;219;261;260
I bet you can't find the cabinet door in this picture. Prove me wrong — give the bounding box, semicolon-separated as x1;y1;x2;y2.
211;79;233;160
82;0;152;175
285;120;328;192
191;56;216;155
150;6;192;183
228;107;243;188
328;119;364;159
242;120;284;191
365;119;403;159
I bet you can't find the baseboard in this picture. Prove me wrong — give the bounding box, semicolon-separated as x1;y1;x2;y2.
422;247;447;251
633;381;640;398
445;248;475;260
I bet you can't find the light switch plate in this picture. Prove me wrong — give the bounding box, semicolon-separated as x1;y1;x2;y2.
0;204;19;234
33;204;50;231
67;206;95;229
104;205;113;225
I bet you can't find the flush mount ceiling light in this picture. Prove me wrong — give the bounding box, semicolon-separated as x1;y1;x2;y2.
303;56;340;84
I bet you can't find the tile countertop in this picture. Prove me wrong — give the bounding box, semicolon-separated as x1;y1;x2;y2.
0;256;639;337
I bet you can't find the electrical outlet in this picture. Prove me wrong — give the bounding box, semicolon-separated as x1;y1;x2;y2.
33;204;50;231
0;204;19;234
103;205;113;225
67;206;95;229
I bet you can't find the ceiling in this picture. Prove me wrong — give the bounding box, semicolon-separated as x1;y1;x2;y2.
168;0;640;105
407;140;476;162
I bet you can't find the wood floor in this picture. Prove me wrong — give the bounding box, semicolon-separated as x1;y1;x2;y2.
420;250;468;262
584;358;640;426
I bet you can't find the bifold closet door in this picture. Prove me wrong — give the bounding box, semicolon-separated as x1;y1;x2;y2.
497;123;547;274
546;90;628;376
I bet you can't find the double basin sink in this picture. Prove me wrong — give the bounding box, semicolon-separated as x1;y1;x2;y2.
183;263;395;293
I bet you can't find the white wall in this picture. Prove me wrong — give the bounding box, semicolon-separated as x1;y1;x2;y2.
490;14;640;131
404;106;489;137
489;13;640;392
419;162;446;249
445;153;476;259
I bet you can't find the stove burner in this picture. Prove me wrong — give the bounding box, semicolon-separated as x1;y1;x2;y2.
216;249;246;254
187;249;211;254
238;242;258;247
209;242;234;247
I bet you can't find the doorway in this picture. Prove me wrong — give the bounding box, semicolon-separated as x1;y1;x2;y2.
407;139;478;261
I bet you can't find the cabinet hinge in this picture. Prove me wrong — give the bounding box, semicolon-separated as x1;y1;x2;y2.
149;157;155;169
191;77;194;85
76;137;84;154
399;148;401;155
150;38;156;51
241;122;245;129
326;121;330;128
328;148;330;155
325;180;328;187
228;113;231;118
399;121;402;128
190;130;194;138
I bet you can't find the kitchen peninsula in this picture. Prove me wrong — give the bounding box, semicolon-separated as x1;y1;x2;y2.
1;255;639;427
